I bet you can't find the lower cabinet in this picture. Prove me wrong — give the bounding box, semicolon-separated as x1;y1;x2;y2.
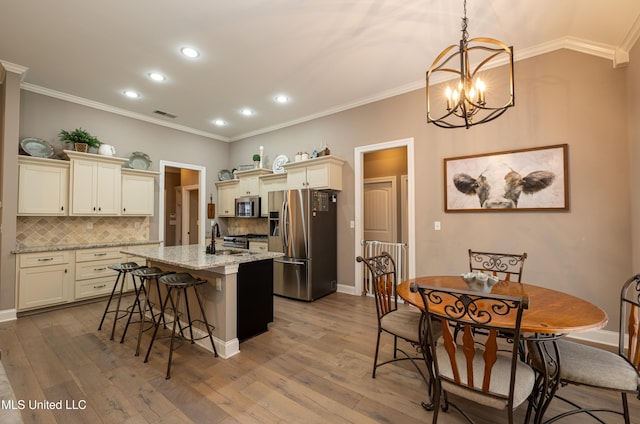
237;259;274;341
17;251;72;311
75;247;123;299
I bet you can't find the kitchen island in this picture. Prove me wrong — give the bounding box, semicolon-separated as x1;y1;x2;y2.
121;244;283;358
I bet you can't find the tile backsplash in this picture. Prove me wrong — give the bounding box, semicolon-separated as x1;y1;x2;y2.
16;216;150;248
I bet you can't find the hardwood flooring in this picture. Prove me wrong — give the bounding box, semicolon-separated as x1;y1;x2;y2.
0;292;637;423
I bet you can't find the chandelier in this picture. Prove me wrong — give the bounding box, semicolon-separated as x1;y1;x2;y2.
426;0;515;129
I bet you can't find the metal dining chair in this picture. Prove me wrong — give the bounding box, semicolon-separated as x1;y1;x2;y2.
356;252;438;408
527;274;640;424
411;282;534;424
468;250;527;283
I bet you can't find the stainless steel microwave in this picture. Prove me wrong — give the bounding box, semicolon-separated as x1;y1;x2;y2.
235;196;261;218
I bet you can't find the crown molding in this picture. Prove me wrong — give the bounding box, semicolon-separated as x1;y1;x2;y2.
20;83;230;142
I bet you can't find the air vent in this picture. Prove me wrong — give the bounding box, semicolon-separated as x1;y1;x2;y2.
153;110;178;119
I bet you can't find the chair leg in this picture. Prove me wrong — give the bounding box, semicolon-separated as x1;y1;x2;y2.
97;272;122;331
135;277;150;357
109;273;131;340
372;330;382;378
120;277;145;343
182;288;196;344
193;286;218;357
166;287;181;379
144;286;172;364
622;392;630;424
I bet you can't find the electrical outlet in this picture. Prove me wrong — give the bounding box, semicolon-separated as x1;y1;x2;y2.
215;278;222;291
134;222;141;229
87;222;93;230
434;221;441;231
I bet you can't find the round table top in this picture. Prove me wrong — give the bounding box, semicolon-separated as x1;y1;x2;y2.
398;276;609;335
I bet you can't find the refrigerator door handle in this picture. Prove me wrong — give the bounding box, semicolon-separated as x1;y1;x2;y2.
281;195;289;249
274;258;306;266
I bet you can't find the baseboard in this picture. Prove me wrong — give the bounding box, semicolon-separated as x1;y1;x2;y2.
337;284;357;295
565;328;619;348
0;309;17;323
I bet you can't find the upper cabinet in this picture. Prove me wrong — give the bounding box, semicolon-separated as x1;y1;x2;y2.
18;153;156;217
259;173;287;216
215;180;239;217
67;151;128;216
236;168;273;196
18;156;69;216
282;156;345;191
121;169;158;215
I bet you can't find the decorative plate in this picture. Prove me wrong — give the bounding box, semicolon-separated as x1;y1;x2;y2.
128;152;151;170
218;169;233;180
20;137;54;158
272;154;289;173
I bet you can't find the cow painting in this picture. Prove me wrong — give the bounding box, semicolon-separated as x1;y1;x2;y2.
445;145;568;211
453;165;555;208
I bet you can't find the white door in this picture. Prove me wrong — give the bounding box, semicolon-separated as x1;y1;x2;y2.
363;177;397;243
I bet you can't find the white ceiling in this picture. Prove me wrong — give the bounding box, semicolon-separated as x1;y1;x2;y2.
2;0;640;142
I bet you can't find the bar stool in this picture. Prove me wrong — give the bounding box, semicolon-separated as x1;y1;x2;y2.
97;262;144;340
119;266;171;349
144;272;218;379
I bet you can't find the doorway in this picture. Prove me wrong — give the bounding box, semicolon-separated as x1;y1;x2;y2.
158;161;207;246
354;138;415;296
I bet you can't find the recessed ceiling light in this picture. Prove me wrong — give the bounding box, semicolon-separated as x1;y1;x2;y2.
240;108;254;116
124;90;140;99
213;119;226;126
148;72;166;81
181;47;199;58
275;94;289;103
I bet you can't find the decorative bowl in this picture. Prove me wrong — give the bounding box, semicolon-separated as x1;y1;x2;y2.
461;271;500;293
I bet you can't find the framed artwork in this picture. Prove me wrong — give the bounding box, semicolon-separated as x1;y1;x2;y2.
444;144;568;212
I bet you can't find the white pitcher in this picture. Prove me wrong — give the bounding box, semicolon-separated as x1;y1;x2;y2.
98;144;116;156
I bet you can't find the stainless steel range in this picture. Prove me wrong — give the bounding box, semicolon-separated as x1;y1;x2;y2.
222;234;266;249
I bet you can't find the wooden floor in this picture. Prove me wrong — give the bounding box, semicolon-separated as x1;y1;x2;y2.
0;292;637;423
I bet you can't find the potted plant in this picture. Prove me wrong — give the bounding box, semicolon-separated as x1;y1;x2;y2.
58;128;102;153
253;154;261;168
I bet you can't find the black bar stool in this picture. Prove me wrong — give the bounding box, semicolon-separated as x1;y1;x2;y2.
97;262;144;340
144;272;218;379
120;266;171;348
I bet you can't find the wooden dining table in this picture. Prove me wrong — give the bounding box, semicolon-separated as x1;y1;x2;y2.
397;275;608;335
397;275;609;424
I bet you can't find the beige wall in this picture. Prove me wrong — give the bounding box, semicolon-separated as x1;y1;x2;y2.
232;49;632;332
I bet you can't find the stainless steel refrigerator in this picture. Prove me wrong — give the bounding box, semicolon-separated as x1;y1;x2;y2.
268;189;337;301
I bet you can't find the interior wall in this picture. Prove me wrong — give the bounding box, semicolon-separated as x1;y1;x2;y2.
629;40;640;273
231;49;631;332
18;90;231;241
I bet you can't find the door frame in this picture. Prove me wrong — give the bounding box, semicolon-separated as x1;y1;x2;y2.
354;138;415;296
159;160;206;246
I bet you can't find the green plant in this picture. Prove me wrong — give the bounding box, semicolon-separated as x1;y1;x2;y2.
58;128;102;148
252;154;261;162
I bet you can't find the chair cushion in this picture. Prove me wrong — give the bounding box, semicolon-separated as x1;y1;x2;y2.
543;339;640;391
436;345;535;410
380;308;422;343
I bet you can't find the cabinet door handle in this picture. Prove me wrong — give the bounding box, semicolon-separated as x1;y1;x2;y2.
38;257;54;262
93;207;96;211
94;253;107;257
61;206;64;211
93;284;106;289
94;267;107;271
98;207;102;212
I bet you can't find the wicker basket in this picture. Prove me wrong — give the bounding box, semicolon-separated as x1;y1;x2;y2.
74;143;88;153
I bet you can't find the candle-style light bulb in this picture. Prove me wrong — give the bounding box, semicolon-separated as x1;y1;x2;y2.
445;86;452;110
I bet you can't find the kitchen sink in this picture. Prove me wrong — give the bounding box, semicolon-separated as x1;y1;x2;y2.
214;249;251;256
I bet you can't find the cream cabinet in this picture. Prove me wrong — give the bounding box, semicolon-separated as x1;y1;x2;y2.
282;156;345;191
215;180;239;217
17;251;72;311
259;173;287;216
248;240;268;252
236;168;272;196
66;151;128;216
121;169;158;216
74;247;124;299
18;156;69;216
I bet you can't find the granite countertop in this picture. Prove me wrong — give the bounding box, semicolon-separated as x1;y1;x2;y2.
13;240;161;254
120;244;284;271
